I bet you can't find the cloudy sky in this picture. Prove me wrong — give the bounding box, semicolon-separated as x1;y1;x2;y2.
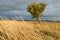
0;0;60;20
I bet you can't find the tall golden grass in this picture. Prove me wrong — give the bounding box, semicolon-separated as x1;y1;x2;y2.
0;20;60;40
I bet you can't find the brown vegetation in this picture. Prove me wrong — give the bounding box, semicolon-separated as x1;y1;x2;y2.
0;20;60;40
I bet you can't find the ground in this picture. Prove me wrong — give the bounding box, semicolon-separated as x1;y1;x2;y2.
0;20;60;40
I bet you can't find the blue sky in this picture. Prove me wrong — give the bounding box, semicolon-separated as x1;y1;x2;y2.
0;0;60;20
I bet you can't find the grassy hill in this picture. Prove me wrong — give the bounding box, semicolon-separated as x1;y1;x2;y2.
0;20;60;40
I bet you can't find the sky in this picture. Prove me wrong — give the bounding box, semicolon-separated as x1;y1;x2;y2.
0;0;60;20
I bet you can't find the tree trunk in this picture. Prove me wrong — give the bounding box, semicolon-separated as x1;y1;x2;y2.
36;18;41;25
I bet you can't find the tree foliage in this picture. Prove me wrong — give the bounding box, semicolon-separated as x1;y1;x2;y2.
27;2;47;24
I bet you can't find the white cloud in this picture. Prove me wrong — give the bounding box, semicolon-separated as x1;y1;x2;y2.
0;0;60;18
0;0;60;11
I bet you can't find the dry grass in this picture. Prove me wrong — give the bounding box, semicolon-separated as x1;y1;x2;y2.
0;20;60;40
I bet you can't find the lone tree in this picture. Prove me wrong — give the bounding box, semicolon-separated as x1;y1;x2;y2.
27;2;47;25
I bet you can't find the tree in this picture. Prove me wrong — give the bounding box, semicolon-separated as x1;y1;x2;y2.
27;2;47;25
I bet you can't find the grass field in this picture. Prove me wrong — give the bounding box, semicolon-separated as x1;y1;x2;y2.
0;20;60;40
